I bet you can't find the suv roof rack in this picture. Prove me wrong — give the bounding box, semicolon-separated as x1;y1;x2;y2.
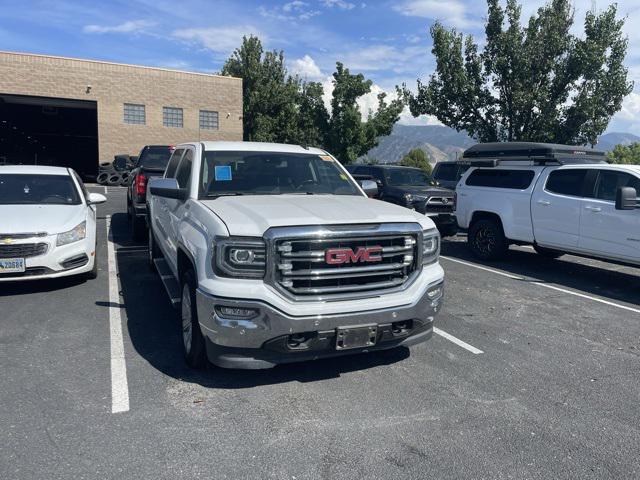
462;142;607;166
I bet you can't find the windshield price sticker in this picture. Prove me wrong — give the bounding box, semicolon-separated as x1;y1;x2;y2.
214;165;233;181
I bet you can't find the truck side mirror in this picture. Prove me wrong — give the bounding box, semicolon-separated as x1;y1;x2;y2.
615;187;637;210
359;179;379;198
149;178;187;201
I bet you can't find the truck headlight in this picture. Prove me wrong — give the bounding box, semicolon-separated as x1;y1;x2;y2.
56;221;86;247
422;230;440;265
214;237;266;278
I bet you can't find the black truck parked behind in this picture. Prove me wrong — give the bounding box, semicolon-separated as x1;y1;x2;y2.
346;164;458;237
126;145;174;240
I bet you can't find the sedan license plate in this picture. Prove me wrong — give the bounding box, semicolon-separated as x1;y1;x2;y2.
0;258;25;273
335;325;378;350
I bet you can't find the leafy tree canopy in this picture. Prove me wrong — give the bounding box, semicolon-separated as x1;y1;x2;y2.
607;142;640;165
403;0;634;146
399;148;433;175
222;37;403;163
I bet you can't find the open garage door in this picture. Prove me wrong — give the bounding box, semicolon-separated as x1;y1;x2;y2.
0;94;98;180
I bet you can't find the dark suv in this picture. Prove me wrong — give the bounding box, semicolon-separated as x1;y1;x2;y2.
432;161;470;190
346;164;457;237
127;145;174;240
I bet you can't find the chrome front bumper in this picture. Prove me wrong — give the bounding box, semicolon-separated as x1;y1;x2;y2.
195;280;444;369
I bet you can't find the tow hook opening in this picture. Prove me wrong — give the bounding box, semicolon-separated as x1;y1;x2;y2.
391;320;413;336
286;331;317;350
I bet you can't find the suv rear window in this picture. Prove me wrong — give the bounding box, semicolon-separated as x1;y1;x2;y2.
465;169;535;189
139;146;173;169
434;163;460;181
545;169;589;197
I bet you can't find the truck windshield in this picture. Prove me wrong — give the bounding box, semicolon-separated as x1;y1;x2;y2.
385;168;433;186
199;151;360;197
139;146;173;169
0;174;81;205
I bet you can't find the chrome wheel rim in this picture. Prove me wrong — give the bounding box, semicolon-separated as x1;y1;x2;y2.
181;286;192;354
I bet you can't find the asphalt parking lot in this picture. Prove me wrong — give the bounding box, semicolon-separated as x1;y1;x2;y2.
1;187;639;480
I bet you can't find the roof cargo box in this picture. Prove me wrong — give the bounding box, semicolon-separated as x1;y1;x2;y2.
462;142;607;166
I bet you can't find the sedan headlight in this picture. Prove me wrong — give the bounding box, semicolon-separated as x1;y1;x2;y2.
422;230;440;265
214;237;266;278
56;221;86;247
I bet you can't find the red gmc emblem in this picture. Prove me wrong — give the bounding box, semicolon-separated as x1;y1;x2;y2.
325;246;383;265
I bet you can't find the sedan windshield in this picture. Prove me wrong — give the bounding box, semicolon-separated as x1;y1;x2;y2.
385;168;433;186
200;151;360;197
0;174;81;205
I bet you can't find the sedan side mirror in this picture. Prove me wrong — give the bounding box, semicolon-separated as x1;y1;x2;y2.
149;178;187;201
87;192;107;205
359;179;379;198
615;186;637;210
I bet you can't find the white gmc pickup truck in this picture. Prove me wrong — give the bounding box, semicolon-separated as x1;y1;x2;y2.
456;142;640;265
147;142;444;369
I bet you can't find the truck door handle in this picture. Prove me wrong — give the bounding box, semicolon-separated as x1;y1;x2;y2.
537;200;551;206
584;206;602;212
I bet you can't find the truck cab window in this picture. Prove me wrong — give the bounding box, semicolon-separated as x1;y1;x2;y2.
545;169;588;197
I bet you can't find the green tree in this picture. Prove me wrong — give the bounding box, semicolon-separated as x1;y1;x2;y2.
403;0;633;146
326;63;404;164
399;148;433;175
222;38;403;161
607;143;640;165
221;36;300;142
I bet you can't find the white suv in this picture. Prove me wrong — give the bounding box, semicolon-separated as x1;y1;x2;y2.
455;142;640;265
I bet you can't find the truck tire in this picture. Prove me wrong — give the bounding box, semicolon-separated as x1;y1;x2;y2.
130;212;147;242
533;245;564;259
180;270;207;369
468;218;508;260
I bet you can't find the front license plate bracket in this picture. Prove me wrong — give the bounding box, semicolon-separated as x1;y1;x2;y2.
335;324;378;350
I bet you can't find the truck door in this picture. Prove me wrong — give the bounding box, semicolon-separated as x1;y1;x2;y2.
531;168;589;249
165;148;194;269
579;169;640;262
155;148;184;258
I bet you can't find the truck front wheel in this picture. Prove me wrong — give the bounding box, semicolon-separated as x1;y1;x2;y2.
180;270;207;369
468;218;508;260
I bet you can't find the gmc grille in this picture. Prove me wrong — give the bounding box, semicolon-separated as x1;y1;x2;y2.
0;243;48;259
267;224;422;300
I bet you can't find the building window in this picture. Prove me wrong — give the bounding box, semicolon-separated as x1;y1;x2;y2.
124;103;145;125
163;107;183;128
199;110;219;130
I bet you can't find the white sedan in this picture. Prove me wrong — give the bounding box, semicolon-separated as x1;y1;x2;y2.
0;165;106;281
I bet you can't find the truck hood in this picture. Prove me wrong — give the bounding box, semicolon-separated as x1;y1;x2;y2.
0;204;86;235
201;194;431;237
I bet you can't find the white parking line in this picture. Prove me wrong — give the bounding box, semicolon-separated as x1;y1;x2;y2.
441;255;640;315
106;215;130;414
433;327;484;354
104;186;107;194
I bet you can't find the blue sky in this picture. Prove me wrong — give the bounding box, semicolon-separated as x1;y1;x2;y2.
1;0;640;134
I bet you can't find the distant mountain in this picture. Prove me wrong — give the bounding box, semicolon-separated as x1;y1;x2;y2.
362;125;640;165
596;132;640;151
361;125;474;166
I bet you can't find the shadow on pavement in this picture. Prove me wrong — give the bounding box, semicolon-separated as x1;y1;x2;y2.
107;212;411;389
441;237;640;306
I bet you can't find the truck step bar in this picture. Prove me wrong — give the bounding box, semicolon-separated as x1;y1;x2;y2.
153;258;181;308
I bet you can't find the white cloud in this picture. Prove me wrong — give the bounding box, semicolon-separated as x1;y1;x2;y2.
322;0;356;10
172;26;265;55
393;0;482;29
291;55;324;80
83;20;155;34
337;44;426;73
283;1;308;12
259;2;320;21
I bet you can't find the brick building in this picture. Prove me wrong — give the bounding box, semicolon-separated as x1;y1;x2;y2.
0;51;243;179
